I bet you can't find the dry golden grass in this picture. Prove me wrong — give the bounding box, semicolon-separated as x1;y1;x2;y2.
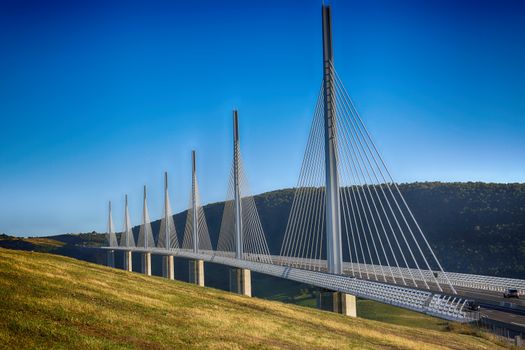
23;237;65;247
0;248;509;349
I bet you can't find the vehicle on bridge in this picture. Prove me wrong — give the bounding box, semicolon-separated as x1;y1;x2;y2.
465;300;480;311
503;288;519;299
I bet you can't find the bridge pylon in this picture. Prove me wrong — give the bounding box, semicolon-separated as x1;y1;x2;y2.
322;3;342;277
160;172;176;280
188;151;205;286
120;194;134;271
106;201;116;268
140;185;152;276
181;149;212;284
321;3;355;316
230;110;251;297
233;110;243;260
191;151;199;254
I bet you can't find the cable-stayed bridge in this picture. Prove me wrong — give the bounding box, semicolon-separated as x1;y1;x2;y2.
102;5;525;324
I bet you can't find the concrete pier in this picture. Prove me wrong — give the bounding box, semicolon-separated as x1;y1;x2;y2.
106;250;115;268
514;335;525;348
162;255;175;280
141;252;151;276
229;268;251;297
515;335;523;347
336;292;357;317
317;289;357;317
124;250;132;272
189;259;204;286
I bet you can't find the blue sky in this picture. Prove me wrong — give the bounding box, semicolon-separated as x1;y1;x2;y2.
1;0;524;236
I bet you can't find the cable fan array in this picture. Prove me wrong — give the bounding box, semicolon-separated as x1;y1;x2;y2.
119;195;135;248
279;88;326;271
181;162;213;253
112;176;181;252
112;176;213;254
216;153;272;264
106;201;118;247
105;67;455;294
157;172;179;250
280;63;456;293
137;186;155;249
108;113;270;265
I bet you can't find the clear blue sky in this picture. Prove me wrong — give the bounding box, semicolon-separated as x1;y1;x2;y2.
1;0;523;236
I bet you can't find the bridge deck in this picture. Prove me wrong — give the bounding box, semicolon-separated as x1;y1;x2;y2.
103;246;479;322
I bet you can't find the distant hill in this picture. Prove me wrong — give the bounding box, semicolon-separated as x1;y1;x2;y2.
2;182;524;278
167;182;525;279
0;232;107;265
0;248;505;349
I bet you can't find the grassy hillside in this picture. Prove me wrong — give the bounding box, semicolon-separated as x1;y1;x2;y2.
0;233;107;266
0;248;508;349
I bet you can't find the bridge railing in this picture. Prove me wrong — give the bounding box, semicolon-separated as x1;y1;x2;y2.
272;255;525;295
111;244;524;297
342;262;525;296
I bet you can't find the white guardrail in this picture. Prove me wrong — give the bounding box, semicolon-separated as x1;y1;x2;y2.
103;247;479;322
259;256;525;295
341;262;525;296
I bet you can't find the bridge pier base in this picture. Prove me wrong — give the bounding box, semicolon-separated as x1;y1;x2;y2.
336;292;357;317
124;251;132;272
189;259;204;286
317;289;357;317
229;268;251;297
106;250;115;268
141;252;151;276
162;255;175;280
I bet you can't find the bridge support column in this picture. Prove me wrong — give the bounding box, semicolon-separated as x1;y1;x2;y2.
336;292;357;317
229;268;251;297
124;250;132;272
317;289;356;317
162;255;175;280
141;252;151;276
515;335;523;347
106;250;115;268
189;259;204;286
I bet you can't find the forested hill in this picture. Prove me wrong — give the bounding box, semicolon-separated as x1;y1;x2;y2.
2;182;524;279
182;182;525;279
390;182;525;278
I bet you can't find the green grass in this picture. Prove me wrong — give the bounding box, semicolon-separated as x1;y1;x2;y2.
257;278;452;331
357;299;448;331
268;294;449;330
0;248;509;349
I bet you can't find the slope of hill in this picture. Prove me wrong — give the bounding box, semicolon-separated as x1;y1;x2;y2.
0;248;507;349
0;232;107;265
